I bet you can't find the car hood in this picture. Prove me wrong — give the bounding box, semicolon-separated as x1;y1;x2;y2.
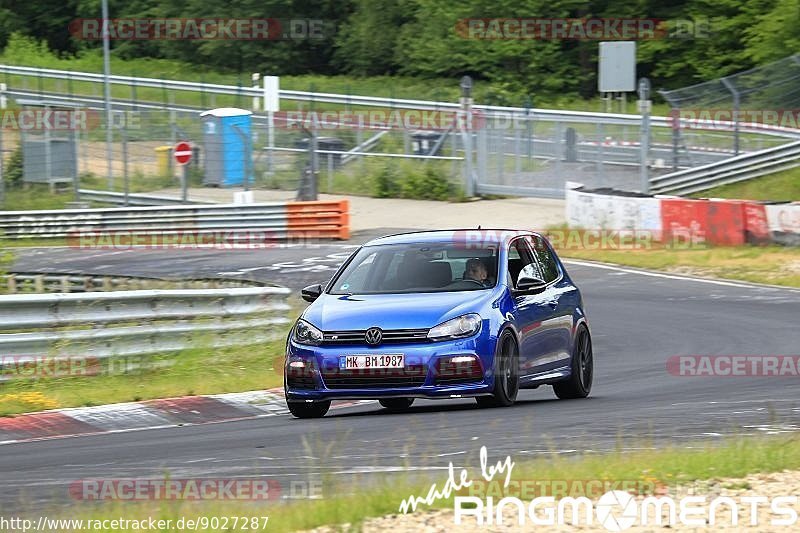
302;290;496;331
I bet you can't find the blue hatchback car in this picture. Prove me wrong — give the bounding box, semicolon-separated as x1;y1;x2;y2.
284;229;593;418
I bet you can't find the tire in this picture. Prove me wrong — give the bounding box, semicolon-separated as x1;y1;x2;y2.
379;398;415;411
287;400;331;419
553;324;593;399
476;330;519;408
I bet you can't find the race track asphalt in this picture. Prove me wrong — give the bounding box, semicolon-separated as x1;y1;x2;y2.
2;236;799;509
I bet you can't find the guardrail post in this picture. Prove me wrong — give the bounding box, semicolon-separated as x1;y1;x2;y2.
7;275;16;295
721;77;740;156
61;276;70;293
34;275;44;293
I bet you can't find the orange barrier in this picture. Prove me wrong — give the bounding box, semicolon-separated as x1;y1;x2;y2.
661;198;748;246
707;200;745;246
286;200;350;240
660;198;708;244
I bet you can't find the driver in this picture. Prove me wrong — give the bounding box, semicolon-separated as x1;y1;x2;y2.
465;258;490;286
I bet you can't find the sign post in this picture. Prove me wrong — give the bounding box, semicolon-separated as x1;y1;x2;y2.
638;78;652;194
263;76;280;175
174;141;192;203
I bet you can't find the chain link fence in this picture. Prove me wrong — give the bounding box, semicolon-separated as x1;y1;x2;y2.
0;63;798;203
660;54;800;156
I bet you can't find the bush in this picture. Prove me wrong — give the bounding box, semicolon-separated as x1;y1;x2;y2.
372;163;401;198
369;160;460;201
399;165;454;200
3;144;24;188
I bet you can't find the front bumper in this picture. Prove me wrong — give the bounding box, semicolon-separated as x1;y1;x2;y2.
284;334;496;401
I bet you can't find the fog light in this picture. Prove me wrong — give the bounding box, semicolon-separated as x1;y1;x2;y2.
434;354;483;384
289;361;307;368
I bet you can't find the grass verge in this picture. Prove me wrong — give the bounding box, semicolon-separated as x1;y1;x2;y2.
26;435;800;532
0;335;290;417
692;166;800;202
558;245;800;287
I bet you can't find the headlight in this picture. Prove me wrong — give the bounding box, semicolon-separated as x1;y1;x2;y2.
427;314;482;341
292;319;323;346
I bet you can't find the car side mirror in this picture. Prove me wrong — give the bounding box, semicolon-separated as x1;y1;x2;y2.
301;283;324;303
515;276;547;294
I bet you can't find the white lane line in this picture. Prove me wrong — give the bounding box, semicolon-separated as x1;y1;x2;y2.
563;259;800;292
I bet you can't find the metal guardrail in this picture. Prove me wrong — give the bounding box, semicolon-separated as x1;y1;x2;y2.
0;200;350;240
4;65;800;139
3;272;273;294
650;140;800;195
0;286;291;362
78;189;217;206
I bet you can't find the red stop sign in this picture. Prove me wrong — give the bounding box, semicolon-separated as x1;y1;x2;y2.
174;141;192;165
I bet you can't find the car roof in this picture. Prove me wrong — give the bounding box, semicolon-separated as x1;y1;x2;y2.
364;229;535;247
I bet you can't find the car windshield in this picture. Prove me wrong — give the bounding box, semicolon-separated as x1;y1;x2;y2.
329;242;499;294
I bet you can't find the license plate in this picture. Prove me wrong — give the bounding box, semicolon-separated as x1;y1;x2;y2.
340;354;404;370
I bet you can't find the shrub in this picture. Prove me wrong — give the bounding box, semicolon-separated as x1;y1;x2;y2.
3;144;24;188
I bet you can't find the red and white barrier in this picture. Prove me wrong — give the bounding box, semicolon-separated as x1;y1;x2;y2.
765;203;800;246
566;183;799;247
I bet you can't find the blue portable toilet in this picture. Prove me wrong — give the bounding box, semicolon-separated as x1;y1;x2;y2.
200;108;253;187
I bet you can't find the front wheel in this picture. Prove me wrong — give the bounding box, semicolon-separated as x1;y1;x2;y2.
379;398;415;411
287;400;331;419
476;330;519;408
553;324;593;399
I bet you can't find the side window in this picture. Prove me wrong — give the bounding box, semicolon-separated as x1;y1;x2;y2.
507;238;540;287
529;235;559;283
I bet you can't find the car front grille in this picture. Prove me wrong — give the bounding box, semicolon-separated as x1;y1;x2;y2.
321;328;430;346
321;365;427;389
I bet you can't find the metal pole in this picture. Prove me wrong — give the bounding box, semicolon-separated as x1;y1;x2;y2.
181;164;188;203
44;104;52;192
721;77;740;156
0;114;4;208
102;0;113;190
72;115;79;202
638;78;652;194
0;84;5;207
460;76;474;197
122;117;129;205
267;110;274;174
524;96;532;164
310;121;318;199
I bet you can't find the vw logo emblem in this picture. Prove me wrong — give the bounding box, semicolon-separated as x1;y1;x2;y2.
365;327;383;346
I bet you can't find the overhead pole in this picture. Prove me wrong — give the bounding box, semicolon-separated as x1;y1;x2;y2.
102;0;114;190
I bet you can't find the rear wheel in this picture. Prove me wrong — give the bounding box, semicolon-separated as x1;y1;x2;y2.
287;400;331;419
379;398;415;411
553;325;593;399
476;330;519;408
